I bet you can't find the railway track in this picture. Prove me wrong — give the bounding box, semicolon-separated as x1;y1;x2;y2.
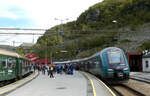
130;77;150;84
112;84;145;96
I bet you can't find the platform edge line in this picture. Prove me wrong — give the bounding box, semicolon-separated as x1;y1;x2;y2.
86;72;116;96
0;72;38;95
81;72;97;96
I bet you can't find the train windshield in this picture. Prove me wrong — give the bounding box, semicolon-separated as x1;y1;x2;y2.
108;51;125;64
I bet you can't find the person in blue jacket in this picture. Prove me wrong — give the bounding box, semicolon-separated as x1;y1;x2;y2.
56;64;60;74
69;64;74;75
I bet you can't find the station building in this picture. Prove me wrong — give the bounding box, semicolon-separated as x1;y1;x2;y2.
142;53;150;72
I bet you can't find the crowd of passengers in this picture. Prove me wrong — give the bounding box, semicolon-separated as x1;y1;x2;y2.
33;64;74;78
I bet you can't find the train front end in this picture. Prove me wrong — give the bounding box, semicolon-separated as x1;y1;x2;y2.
102;47;130;83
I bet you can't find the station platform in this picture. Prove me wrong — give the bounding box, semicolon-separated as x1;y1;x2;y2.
2;71;116;96
130;72;150;83
0;71;38;96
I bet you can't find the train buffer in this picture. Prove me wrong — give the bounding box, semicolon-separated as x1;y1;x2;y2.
1;71;116;96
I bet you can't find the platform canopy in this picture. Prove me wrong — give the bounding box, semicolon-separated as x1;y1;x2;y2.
25;53;41;63
40;58;51;65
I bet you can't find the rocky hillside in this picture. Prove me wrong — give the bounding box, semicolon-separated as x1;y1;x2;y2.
34;0;150;59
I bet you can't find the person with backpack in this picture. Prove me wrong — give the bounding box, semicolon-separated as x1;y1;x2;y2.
56;64;60;74
70;64;74;75
49;65;54;78
42;65;46;75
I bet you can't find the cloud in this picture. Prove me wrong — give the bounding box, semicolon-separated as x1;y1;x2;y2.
0;1;23;19
0;0;102;46
0;0;102;28
6;0;101;28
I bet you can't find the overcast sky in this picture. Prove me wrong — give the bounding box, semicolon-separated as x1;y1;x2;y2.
0;0;102;46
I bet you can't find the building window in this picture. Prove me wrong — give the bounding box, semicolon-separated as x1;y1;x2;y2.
145;61;149;68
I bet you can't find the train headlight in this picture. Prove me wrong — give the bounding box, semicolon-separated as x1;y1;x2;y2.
123;67;128;71
108;69;114;71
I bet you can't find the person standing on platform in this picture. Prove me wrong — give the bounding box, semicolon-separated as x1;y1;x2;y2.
33;64;36;72
62;64;65;73
49;65;54;78
70;64;74;75
56;64;60;74
42;65;46;75
65;64;69;74
46;65;50;76
37;64;40;72
60;64;63;74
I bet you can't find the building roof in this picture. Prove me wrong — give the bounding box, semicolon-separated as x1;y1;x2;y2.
20;43;34;49
0;48;20;57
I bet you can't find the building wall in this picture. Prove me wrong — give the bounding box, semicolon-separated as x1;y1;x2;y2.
142;58;150;72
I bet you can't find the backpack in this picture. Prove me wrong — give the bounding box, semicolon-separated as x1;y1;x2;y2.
50;67;53;71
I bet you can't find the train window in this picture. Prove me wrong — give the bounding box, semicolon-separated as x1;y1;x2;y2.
19;60;22;64
27;61;29;66
24;61;26;67
92;58;97;68
95;61;99;67
146;61;149;68
99;59;102;68
87;61;90;68
22;61;25;68
108;52;125;64
25;61;27;67
1;58;7;68
9;58;16;68
87;62;90;69
7;58;13;68
12;59;16;68
24;61;25;67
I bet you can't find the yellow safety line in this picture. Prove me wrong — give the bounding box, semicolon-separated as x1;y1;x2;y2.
86;72;116;96
82;72;97;96
0;72;38;95
89;79;97;96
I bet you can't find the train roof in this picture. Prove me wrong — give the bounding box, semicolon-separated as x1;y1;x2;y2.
53;61;71;64
0;48;23;58
101;47;122;52
53;47;123;64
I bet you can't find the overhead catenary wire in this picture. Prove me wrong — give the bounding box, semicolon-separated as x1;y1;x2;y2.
0;30;130;36
0;34;17;42
0;28;46;31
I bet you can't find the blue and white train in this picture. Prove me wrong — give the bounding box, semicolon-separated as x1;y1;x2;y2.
55;47;130;83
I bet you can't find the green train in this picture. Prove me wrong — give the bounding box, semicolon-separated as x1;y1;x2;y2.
0;49;32;82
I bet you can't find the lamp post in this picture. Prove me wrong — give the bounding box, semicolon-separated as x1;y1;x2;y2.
112;20;117;23
54;18;69;61
54;18;69;36
60;50;68;53
55;50;68;61
112;20;120;47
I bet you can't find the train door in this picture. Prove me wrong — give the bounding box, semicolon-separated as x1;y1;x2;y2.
17;59;22;77
85;62;88;72
0;56;7;81
2;57;8;80
7;57;16;79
